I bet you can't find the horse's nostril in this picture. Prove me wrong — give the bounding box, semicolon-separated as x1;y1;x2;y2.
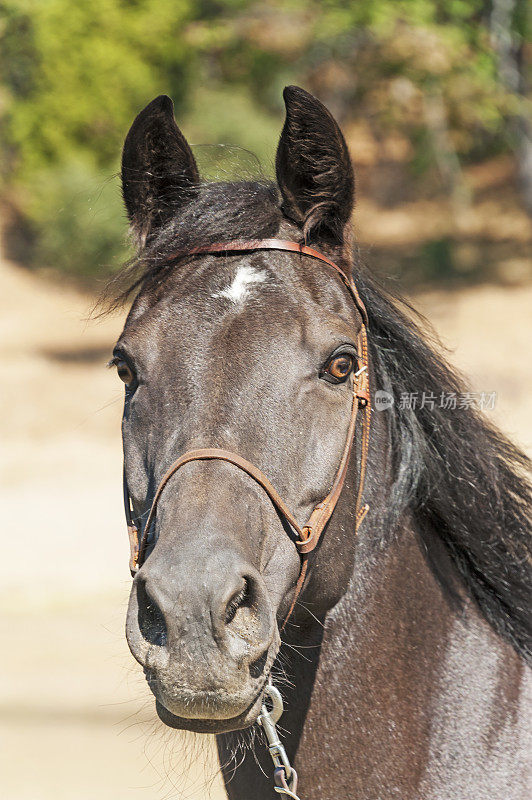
136;579;168;647
249;649;268;679
219;573;273;668
224;578;252;625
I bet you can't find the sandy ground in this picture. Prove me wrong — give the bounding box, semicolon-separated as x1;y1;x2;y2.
1;252;531;799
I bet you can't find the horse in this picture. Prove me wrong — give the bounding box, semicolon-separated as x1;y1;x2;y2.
111;86;531;799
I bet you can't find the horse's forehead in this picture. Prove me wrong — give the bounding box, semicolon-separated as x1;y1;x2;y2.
132;258;287;332
186;264;302;346
211;264;268;304
125;253;357;355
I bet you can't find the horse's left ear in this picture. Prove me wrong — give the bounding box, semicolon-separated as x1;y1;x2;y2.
276;86;354;245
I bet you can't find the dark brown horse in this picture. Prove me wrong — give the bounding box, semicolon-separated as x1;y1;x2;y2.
112;87;531;798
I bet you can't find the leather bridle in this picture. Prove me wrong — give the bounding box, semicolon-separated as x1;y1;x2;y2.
122;239;372;626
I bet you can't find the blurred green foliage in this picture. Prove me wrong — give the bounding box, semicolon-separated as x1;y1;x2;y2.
1;0;194;176
0;0;529;280
23;159;130;278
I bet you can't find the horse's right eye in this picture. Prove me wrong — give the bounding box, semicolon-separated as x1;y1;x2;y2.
115;359;135;387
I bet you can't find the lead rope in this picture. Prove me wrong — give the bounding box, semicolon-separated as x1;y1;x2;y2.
258;682;301;800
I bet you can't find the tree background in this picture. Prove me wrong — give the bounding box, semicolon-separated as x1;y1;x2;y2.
0;0;530;285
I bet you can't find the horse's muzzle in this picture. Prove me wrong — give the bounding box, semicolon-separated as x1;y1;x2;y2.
125;548;279;729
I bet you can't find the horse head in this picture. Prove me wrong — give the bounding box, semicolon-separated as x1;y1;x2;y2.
115;88;367;733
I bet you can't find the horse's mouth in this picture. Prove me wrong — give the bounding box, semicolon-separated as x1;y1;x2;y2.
145;667;271;733
153;681;269;733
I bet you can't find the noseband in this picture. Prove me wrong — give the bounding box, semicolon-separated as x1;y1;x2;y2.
122;239;372;626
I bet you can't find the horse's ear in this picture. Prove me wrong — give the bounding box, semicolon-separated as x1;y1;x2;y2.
121;95;199;246
276;86;354;245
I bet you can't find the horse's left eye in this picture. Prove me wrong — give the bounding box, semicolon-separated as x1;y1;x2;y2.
321;352;356;384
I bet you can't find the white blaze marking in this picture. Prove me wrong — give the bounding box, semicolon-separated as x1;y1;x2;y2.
214;266;267;303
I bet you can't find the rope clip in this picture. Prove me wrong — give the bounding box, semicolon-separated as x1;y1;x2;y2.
257;682;301;799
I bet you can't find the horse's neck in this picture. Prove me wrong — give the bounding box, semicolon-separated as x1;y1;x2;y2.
218;519;530;799
219;399;530;799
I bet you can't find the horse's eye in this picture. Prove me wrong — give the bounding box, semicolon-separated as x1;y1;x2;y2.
115;359;135;386
321;352;356;384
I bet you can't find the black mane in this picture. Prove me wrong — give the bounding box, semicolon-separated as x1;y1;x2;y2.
358;270;532;663
109;179;532;663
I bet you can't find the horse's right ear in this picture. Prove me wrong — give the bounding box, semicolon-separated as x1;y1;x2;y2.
121;95;199;247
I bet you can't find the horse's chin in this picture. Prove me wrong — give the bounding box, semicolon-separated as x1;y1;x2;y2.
155;688;265;733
